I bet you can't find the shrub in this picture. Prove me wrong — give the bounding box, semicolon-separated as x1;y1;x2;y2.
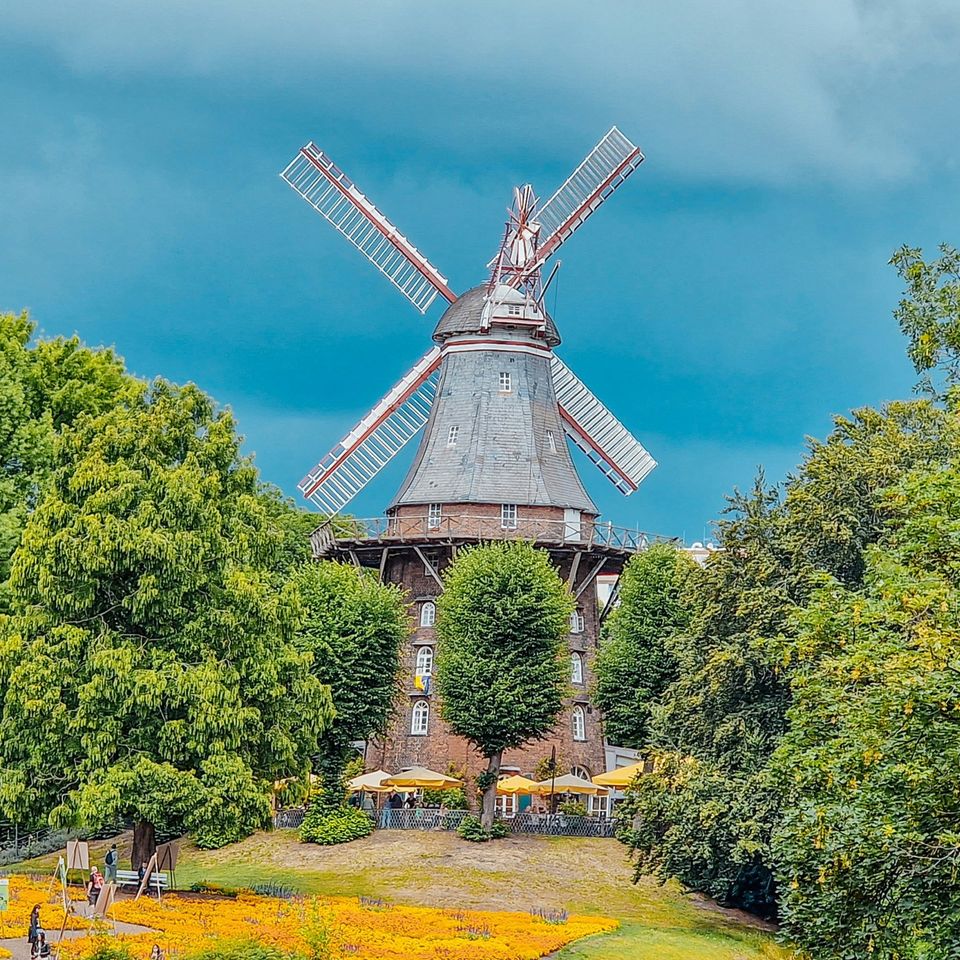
249;882;298;899
189;941;291;960
457;815;507;842
559;801;587;817
86;945;135;960
189;881;244;898
421;787;469;809
300;804;372;845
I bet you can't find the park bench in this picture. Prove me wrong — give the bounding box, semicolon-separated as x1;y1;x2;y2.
115;869;169;891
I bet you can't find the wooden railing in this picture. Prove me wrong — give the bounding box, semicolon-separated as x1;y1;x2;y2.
311;515;673;556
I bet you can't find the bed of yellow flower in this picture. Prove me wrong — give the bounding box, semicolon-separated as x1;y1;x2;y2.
0;876;89;941
4;876;617;960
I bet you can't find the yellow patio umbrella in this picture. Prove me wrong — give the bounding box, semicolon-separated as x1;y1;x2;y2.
534;773;608;796
348;770;413;794
496;775;540;795
592;760;648;789
382;766;464;789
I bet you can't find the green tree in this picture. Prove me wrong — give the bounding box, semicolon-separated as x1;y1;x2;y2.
623;398;959;916
622;480;793;916
773;460;960;957
0;380;333;864
890;243;960;392
0;312;136;610
595;544;697;749
435;541;572;829
293;562;409;791
780;400;952;586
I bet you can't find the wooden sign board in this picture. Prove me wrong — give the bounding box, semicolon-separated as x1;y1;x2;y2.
65;840;89;872
93;882;116;918
156;841;179;872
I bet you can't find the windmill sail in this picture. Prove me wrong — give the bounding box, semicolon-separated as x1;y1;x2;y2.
299;348;443;514
281;144;456;314
524;127;643;278
551;355;656;495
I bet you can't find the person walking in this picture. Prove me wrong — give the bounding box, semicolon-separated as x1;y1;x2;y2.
104;844;118;883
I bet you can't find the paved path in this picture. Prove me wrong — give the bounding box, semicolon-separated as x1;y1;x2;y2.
0;920;155;960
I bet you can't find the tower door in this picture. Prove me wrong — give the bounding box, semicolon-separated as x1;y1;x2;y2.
563;509;582;542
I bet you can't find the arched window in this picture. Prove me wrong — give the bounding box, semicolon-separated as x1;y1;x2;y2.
420;601;436;627
572;705;586;741
411;700;429;735
415;646;433;677
571;765;590;780
570;610;585;634
571;652;584;685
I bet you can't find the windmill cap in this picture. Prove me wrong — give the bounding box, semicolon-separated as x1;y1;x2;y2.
433;285;560;347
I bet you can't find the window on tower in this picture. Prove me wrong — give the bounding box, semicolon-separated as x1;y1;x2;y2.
447;425;459;447
411;700;430;735
570;609;585;634
428;503;442;529
415;645;434;677
501;504;518;529
546;429;557;453
420;601;436;627
571;652;584;685
507;303;523;316
572;705;586;741
498;371;512;393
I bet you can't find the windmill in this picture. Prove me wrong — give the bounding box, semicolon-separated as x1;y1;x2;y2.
280;127;656;525
279;127;661;778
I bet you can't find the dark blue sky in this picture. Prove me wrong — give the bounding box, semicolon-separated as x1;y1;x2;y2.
3;2;959;540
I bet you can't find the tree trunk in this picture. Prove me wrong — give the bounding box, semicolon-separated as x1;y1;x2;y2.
480;751;502;830
131;820;156;873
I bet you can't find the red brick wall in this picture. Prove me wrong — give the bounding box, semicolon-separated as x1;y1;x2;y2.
369;538;609;794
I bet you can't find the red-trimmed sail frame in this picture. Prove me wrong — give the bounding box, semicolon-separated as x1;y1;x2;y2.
281;144;457;314
298;347;443;514
518;127;644;285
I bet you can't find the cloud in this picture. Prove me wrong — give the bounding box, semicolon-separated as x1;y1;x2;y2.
3;1;960;185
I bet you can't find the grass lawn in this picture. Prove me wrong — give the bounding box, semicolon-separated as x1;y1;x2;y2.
15;830;791;960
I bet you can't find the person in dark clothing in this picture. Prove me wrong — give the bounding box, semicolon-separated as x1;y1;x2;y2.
27;905;41;947
387;793;402;810
31;931;50;960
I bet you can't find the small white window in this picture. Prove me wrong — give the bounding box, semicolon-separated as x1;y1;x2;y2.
447;425;459;448
420;601;436;627
496;793;518;817
507;303;523;317
498;371;512;393
572;705;586;741
570;610;585;634
571;652;583;685
501;504;518;529
422;551;441;575
415;645;434;676
428;504;442;529
571;765;590;780
411;700;430;735
546;430;557;453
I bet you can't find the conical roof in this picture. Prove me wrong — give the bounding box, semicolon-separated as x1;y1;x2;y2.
432;285;561;347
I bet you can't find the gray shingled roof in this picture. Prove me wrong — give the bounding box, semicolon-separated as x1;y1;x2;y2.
432;285;561;347
390;340;597;513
